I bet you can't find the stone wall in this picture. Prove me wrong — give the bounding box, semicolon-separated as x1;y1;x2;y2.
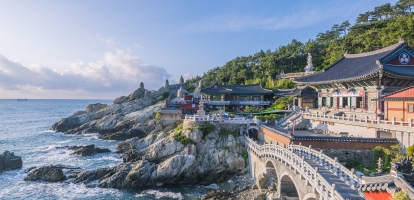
316;148;374;166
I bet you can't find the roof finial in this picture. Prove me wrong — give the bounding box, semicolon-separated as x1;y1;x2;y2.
399;38;405;43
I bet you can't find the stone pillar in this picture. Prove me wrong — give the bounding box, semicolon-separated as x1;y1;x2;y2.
351;97;357;108
318;97;322;107
339;97;343;108
347;97;351;107
298;97;302;108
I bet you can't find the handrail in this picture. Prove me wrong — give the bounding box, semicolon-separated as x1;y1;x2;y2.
303;112;414;129
246;137;364;199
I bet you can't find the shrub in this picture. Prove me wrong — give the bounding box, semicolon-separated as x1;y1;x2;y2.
393;190;410;200
198;123;215;139
241;151;248;161
154;110;162;121
222;146;230;151
162;92;169;99
173;132;197;146
218;128;238;140
152;134;158;140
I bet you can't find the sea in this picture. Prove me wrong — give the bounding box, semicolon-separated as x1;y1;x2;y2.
0;99;212;200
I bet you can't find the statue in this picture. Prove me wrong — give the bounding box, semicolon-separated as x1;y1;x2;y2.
139;82;145;90
304;53;315;73
391;156;413;174
178;75;184;85
164;79;169;89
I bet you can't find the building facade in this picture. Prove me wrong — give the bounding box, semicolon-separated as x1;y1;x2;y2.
200;81;273;112
294;40;414;118
374;85;414;121
274;85;318;108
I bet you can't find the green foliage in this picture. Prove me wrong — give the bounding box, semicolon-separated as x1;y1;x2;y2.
152;134;158;140
173;132;197;146
154;110;162;121
184;83;196;93
241;151;248;161
198;123;215;139
274;96;294;110
256;114;282;121
150;100;157;105
244;106;264;113
393;190;411;200
162;92;170;100
222;146;230;151
218;128;238;140
185;1;414;88
407;144;414;157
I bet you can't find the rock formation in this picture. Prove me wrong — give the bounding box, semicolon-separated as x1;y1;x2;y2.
72;122;247;188
25;165;66;182
0;151;23;172
51;85;180;138
58;145;111;156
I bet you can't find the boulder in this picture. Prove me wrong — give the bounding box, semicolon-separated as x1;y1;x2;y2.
0;151;23;172
68;145;111;156
25;165;65;182
99;128;147;140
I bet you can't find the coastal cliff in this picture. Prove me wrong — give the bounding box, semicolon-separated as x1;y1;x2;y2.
49;84;249;189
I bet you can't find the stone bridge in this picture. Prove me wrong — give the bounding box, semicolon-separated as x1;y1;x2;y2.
246;137;365;200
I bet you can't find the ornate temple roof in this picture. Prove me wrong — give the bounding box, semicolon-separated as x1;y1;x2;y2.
200;81;272;95
274;85;318;97
294;41;414;84
373;84;414;101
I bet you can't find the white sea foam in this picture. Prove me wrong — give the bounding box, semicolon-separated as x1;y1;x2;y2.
136;189;183;200
204;183;219;190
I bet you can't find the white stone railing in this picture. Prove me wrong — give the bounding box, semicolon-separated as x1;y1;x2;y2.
291;144;362;189
246;137;364;200
276;71;315;79
185;115;261;124
303;111;414;132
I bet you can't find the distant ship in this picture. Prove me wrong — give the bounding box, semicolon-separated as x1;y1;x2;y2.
16;99;28;101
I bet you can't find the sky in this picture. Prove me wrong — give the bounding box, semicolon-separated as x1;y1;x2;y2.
0;0;397;99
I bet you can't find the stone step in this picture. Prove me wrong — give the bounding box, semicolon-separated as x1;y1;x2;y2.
304;158;364;200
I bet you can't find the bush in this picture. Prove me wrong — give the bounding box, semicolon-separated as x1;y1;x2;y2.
173;132;197;146
219;128;238;140
154;110;162;121
393;190;410;200
162;92;169;99
198;123;215;139
152;134;158;140
222;146;230;151
241;151;248;161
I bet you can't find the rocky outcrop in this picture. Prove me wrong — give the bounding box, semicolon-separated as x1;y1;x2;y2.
25;165;65;182
0;151;23;172
51;85;179;137
72;122;248;188
57;145;111;156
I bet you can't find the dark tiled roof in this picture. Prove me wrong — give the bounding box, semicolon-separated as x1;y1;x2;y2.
382;84;414;97
275;86;318;97
294;42;407;84
384;65;414;77
373;97;414;101
201;82;272;95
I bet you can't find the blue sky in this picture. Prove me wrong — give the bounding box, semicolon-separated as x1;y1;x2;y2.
0;0;396;99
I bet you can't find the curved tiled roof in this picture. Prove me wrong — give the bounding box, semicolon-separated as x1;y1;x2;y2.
201;82;272;95
294;42;413;84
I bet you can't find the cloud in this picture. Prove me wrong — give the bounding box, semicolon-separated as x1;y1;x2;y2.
184;1;377;32
0;50;170;96
134;43;144;49
96;33;116;46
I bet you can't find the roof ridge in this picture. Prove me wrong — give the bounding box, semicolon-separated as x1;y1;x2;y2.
344;42;404;58
383;84;414;97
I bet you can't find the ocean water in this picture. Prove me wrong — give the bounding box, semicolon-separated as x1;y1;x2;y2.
0;99;207;200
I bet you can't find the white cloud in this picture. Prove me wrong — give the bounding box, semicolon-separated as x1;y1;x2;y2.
96;33;116;46
134;43;144;49
184;1;378;32
0;50;170;98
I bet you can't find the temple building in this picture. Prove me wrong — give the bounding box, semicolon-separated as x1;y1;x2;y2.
294;40;414;118
200;81;273;112
374;85;414;121
274;85;318;108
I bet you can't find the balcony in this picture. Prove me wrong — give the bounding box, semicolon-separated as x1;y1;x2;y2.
204;100;271;106
230;101;271;106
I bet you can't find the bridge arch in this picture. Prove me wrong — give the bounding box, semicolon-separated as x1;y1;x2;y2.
279;172;300;199
303;193;318;200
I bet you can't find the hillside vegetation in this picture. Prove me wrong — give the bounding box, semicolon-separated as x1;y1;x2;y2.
187;0;414;91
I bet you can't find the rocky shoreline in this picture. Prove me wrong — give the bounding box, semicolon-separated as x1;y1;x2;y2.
12;83;261;198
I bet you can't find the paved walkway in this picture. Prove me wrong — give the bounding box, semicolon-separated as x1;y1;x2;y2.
304;158;364;200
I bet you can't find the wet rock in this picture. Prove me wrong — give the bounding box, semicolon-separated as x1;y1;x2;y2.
25;165;65;182
0;151;23;172
99;128;147;140
62;144;111;156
